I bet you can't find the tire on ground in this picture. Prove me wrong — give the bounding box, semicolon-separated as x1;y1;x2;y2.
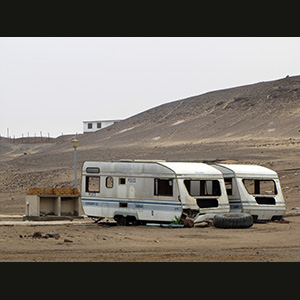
213;213;253;229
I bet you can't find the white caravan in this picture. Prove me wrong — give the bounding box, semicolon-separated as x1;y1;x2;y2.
81;160;230;225
211;164;286;221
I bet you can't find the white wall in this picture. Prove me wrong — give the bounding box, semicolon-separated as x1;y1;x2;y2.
83;121;118;133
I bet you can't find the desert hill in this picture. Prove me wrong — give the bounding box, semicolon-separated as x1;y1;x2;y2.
77;75;300;149
2;75;300;165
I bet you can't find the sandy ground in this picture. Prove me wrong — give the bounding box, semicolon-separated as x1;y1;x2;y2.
0;214;299;262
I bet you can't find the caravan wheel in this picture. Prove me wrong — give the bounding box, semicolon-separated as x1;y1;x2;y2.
115;216;128;226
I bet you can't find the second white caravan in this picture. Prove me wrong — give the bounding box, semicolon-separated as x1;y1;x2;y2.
81;160;230;225
211;164;286;221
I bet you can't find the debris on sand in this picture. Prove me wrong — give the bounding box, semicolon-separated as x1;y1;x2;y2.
29;231;60;239
63;238;73;243
32;231;43;238
46;232;60;239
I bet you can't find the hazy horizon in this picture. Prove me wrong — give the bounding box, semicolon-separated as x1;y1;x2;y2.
1;37;299;138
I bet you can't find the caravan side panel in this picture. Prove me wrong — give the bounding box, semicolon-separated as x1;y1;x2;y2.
81;161;182;222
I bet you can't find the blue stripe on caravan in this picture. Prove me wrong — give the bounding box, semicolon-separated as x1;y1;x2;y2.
81;197;182;206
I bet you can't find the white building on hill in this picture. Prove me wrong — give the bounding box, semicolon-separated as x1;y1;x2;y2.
83;120;121;133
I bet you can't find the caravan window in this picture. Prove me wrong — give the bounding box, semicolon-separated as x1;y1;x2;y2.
154;179;173;196
184;180;221;196
224;178;232;195
106;176;114;188
119;178;126;185
86;176;100;193
86;167;100;174
243;179;277;195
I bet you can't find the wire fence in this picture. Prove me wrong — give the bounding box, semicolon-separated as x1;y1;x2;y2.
0;132;80;144
0;136;55;144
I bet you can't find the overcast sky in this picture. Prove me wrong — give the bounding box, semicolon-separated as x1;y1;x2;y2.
0;37;299;138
